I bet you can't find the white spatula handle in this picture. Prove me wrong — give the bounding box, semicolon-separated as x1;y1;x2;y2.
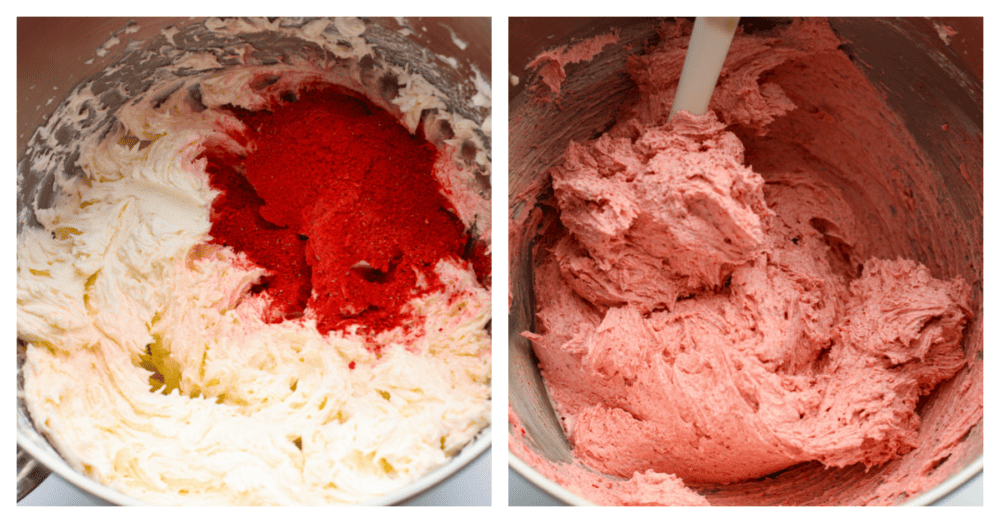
668;17;740;120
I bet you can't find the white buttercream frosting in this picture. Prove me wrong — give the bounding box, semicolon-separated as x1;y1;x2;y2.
18;17;490;505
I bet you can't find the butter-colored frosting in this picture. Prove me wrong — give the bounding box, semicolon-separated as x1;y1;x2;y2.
18;18;490;505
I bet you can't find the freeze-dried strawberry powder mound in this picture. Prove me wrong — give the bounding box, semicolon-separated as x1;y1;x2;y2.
200;84;487;337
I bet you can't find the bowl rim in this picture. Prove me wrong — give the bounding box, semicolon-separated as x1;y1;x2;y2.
508;451;593;506
903;454;983;506
508;449;983;506
18;425;491;505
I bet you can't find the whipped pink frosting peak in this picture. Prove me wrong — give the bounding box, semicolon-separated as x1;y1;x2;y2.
549;110;771;314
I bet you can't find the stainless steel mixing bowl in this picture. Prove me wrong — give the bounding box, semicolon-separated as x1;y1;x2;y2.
508;17;982;506
17;16;492;505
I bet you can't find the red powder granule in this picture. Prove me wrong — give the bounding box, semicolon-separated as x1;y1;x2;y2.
201;83;485;336
349;361;356;370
